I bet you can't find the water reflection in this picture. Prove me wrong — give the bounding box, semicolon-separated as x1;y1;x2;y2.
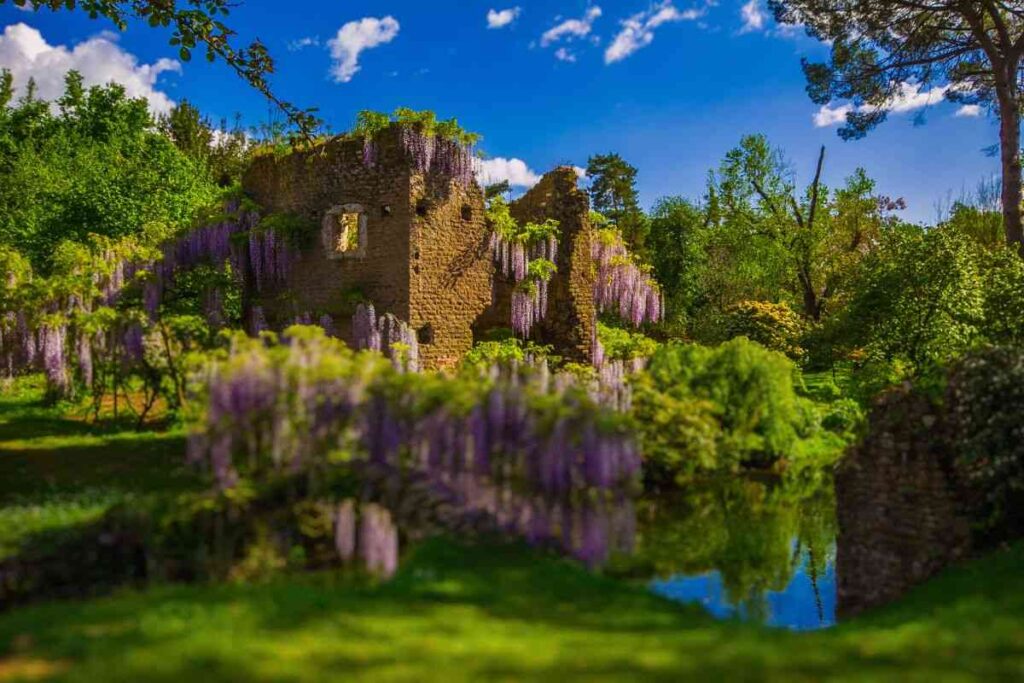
651;542;837;630
611;475;837;630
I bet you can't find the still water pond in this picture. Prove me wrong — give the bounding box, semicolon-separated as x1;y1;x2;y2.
650;542;836;630
617;476;837;630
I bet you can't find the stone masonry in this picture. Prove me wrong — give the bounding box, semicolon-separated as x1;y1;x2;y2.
242;127;596;368
835;385;971;618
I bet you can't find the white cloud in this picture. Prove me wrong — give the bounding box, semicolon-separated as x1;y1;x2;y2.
475;157;542;188
739;0;766;34
813;82;961;127
813;103;853;127
487;7;521;29
572;166;587;179
604;2;704;64
288;36;319;51
327;16;400;84
956;104;982;118
541;6;603;47
554;47;577;62
0;22;180;114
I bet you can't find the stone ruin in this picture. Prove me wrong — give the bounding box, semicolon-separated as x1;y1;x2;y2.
241;125;595;369
835;384;972;618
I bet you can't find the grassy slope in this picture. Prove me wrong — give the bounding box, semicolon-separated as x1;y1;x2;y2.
1;379;1023;682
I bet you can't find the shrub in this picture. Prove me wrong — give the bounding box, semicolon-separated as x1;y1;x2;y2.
461;338;557;369
820;398;865;440
633;338;812;477
947;346;1024;540
722;300;807;360
597;322;659;361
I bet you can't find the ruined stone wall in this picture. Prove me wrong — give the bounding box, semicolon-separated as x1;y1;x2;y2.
836;386;971;618
407;173;492;369
241;127;493;369
242;130;413;338
506;167;596;363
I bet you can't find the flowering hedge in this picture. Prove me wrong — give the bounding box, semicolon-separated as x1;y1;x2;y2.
186;327;642;565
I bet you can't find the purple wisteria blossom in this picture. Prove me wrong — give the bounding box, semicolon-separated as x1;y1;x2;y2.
592;231;664;327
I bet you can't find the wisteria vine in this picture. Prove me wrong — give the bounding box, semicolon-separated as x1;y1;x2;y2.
352;303;421;373
187;328;641;565
592;228;664;327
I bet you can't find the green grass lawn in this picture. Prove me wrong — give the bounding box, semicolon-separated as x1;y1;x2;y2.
0;377;198;560
1;378;1023;682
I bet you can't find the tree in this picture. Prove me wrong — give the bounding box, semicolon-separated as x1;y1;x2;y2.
484;180;512;201
2;0;320;140
769;0;1024;252
586;153;649;251
708;135;892;322
835;223;988;374
161;100;214;161
647;196;709;326
0;71;218;271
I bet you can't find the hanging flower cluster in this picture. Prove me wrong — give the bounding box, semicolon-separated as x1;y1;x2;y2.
398;128;475;187
146;202;294;315
362;138;379;169
187;329;641;565
437;473;636;568
352;303;420;372
487;197;561;338
354;108;480;187
333;500;399;577
0;200;303;404
592;228;664;327
0;240;161;404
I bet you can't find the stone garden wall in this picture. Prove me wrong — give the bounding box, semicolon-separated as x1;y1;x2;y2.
836;385;972;618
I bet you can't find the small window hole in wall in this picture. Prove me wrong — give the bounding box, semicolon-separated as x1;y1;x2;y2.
334;213;361;253
381;204;392;218
416;199;430;217
461;204;473;221
322;204;367;259
417;324;434;345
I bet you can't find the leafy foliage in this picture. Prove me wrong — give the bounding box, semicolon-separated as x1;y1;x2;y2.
461;338;557;369
486;196;559;245
947;347;1024;539
706;136;892;322
768;0;1024;246
633;338;834;480
2;0;321;140
586;153;648;252
723;300;807;360
646;196;708;329
596;322;658;362
0;72;219;273
834;224;988;373
353;107;482;146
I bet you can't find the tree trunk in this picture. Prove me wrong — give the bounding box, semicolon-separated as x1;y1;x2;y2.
997;89;1023;253
798;267;821;321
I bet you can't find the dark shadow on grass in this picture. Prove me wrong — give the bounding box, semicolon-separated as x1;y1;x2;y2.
0;434;194;503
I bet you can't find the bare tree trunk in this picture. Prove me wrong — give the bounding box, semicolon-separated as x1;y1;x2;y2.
997;88;1023;252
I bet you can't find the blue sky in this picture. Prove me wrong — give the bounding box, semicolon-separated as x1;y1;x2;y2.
0;0;1006;223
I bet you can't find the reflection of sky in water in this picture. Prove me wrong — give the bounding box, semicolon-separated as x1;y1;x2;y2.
650;546;836;631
